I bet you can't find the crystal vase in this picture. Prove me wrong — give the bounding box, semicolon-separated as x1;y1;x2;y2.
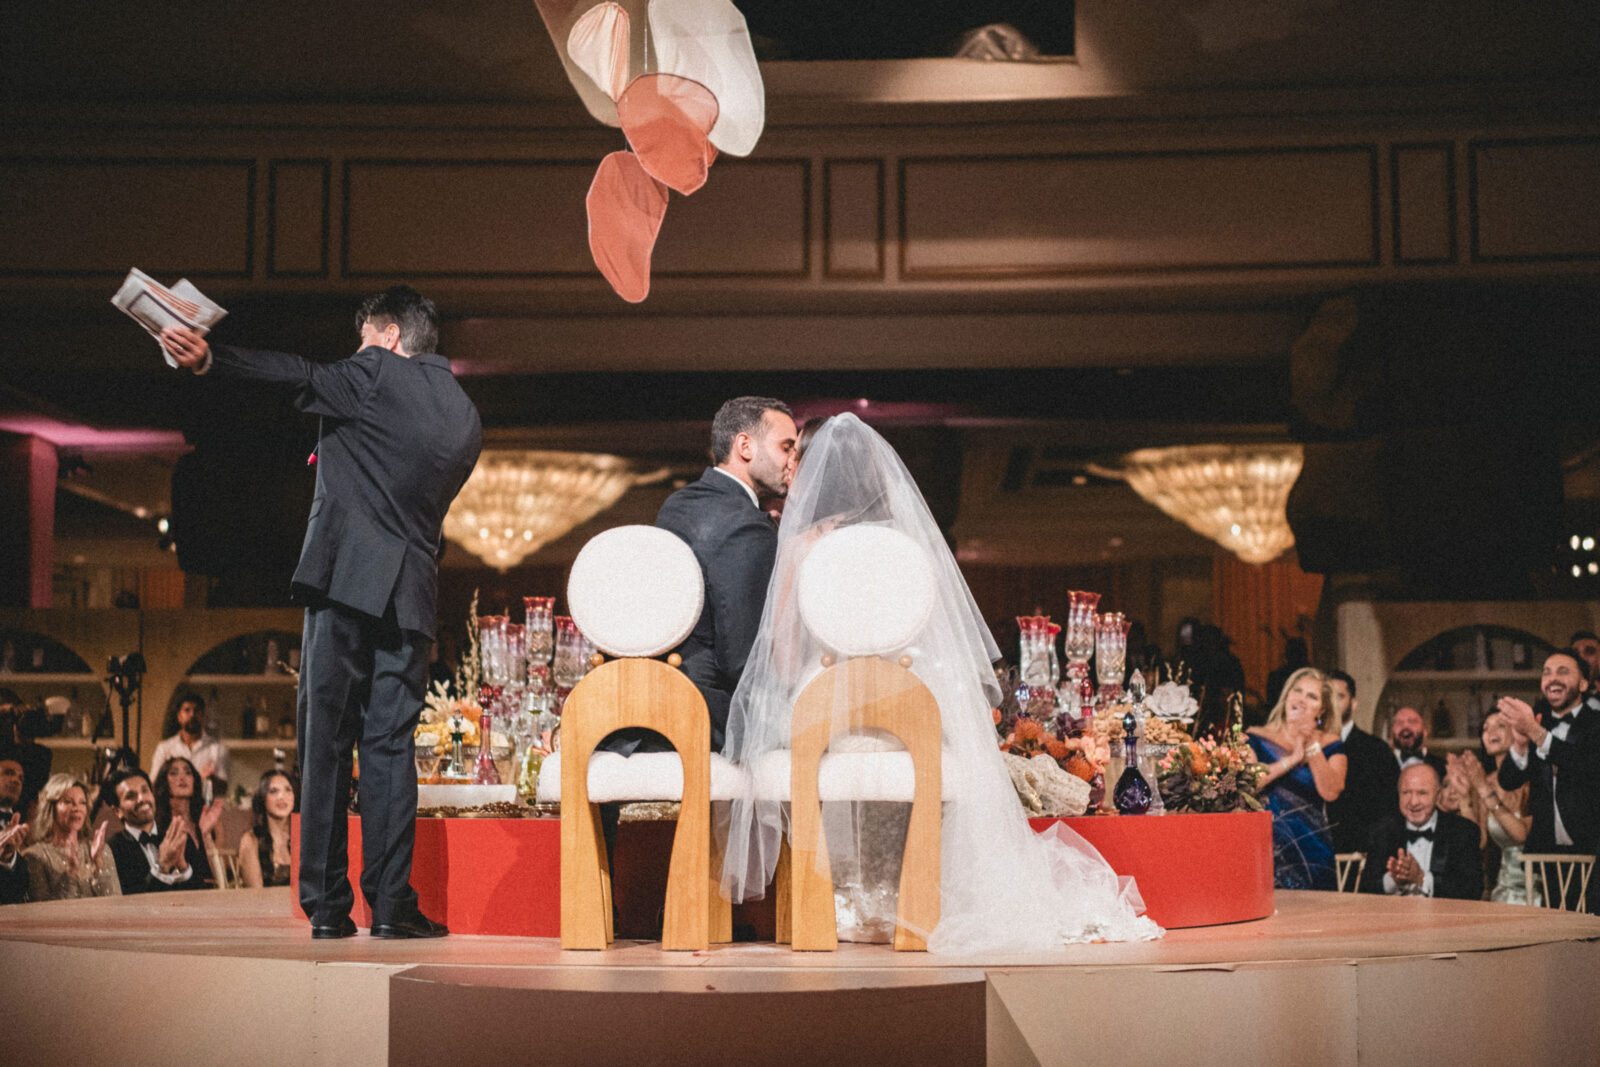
1095;611;1131;705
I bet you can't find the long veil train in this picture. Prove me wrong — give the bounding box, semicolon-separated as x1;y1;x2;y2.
719;413;1161;952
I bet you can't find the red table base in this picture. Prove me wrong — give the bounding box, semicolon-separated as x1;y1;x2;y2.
292;810;1272;936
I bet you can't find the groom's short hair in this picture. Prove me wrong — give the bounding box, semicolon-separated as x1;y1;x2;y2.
710;397;791;464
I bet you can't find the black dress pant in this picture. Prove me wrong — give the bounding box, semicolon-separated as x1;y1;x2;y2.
296;598;429;927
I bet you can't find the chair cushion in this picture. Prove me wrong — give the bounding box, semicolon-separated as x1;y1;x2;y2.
752;748;964;803
567;525;704;658
536;750;744;804
796;525;936;656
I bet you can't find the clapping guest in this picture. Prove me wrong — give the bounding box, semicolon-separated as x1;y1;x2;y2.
106;769;205;894
21;773;119;900
1387;705;1447;779
1246;667;1349;890
1495;649;1600;910
238;770;298;888
0;753;28;904
1359;763;1482;899
153;756;220;886
1446;712;1535;904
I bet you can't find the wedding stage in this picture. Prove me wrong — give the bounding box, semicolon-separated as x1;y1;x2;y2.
3;885;1597;1066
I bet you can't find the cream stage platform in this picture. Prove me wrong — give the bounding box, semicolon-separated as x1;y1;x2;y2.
2;886;1598;1066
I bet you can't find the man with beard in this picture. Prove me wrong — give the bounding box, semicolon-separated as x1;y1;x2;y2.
150;693;230;797
105;769;207;893
0;754;29;904
1569;631;1600;714
627;396;797;755
1496;649;1600;909
1387;705;1446;780
1325;671;1400;854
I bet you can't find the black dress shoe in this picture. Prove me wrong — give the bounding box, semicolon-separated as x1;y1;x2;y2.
311;916;358;939
371;911;449;939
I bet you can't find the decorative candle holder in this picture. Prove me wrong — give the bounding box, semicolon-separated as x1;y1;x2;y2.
1063;591;1101;682
1095;611;1131;704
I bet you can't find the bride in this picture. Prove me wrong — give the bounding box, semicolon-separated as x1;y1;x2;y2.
720;413;1161;953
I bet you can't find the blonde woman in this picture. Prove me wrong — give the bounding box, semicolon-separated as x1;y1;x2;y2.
1247;667;1349;890
22;773;120;901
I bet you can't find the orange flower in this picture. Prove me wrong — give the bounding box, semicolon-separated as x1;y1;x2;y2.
1044;737;1068;761
992;707;1002;725
1062;752;1097;782
1185;742;1211;776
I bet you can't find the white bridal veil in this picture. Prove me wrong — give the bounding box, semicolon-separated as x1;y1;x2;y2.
720;413;1161;952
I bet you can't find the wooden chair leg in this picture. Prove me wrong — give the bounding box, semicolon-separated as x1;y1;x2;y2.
710;811;733;944
789;794;838;951
661;776;711;951
894;795;939;952
774;837;792;944
561;796;612;950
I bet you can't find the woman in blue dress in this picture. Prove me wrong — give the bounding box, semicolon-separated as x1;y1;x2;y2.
1247;667;1348;891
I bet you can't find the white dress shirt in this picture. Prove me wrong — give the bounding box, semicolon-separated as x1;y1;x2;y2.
1508;705;1580;847
122;823;192;886
150;732;231;785
1383;811;1438;897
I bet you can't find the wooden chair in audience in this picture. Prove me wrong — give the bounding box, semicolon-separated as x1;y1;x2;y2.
783;655;942;952
559;658;733;951
1521;853;1596;912
1334;852;1367;893
207;848;241;890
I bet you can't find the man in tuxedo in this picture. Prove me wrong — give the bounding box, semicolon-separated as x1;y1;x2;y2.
644;396;796;754
106;769;208;894
1496;649;1600;910
1359;762;1482;899
161;285;482;940
1569;631;1600;714
1387;705;1446;780
1325;670;1400;854
0;754;29;904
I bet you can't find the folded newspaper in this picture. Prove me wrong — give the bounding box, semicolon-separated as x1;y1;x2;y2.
110;268;227;368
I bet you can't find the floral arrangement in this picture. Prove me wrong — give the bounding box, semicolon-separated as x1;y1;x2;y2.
999;717;1101;784
414;590;485;755
1155;728;1266;814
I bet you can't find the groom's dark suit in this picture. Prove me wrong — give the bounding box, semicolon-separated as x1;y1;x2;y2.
641;467;778;754
206;343;481;928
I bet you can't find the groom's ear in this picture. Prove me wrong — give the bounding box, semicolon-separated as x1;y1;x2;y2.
733;431;755;463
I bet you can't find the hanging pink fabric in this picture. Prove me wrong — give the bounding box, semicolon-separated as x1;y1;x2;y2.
586;150;670;304
566;2;631;102
616;72;719;196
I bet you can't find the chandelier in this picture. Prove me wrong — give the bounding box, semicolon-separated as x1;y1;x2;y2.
443;450;648;570
1096;445;1304;565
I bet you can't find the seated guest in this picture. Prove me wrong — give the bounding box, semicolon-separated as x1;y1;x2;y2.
1324;670;1400;854
1386;705;1446;779
154;756;220;886
238;770;297;888
106;769;206;893
1359;763;1481;899
1445;712;1536;904
0;690;51;816
0;753;28;904
150;692;230;797
1247;667;1348;890
1495;648;1600;911
21;773;120;900
1569;631;1600;707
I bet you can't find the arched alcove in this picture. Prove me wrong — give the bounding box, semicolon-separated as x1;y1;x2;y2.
1375;624;1555;750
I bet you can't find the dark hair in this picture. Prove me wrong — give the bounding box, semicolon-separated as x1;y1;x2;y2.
709;397;791;465
1327;669;1356;699
0;688;20;706
357;285;439;356
1571;630;1599;645
793;416;826;469
250;770;298;879
163;691;206;737
106;768;151;798
154;756;204;828
1549;648;1593;683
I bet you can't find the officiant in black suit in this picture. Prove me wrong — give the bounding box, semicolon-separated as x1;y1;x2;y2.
160;286;482;939
1495;649;1600;910
1360;762;1482;899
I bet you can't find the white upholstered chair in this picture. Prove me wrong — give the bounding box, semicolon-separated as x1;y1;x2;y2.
765;525;945;952
551;524;736;950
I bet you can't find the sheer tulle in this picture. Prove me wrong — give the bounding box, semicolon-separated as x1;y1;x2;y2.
720;413;1162;953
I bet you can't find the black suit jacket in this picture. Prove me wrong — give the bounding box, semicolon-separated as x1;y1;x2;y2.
1328;725;1402;853
110;828;211;893
0;853;25;905
648;468;778;753
1498;705;1600;853
1359;810;1482;900
208;344;482;639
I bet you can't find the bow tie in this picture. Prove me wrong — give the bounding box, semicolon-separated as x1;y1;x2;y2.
135;831;160;847
1405;827;1434;843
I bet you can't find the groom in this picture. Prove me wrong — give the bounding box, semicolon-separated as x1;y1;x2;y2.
610;396;796;756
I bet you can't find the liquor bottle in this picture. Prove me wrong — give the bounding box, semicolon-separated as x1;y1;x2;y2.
1113;711;1153;815
241;697;256;740
473;710;502;785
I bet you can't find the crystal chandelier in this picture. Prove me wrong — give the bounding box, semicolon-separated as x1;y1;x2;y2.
443;450;644;570
1100;445;1304;565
